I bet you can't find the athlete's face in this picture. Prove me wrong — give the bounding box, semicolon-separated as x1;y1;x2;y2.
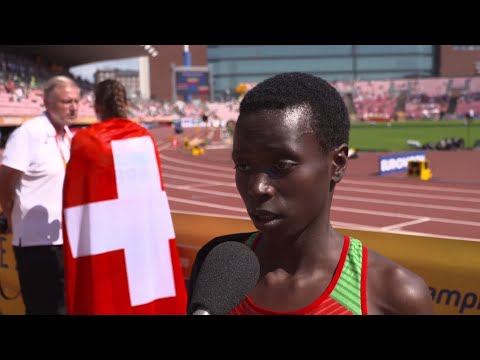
233;106;347;240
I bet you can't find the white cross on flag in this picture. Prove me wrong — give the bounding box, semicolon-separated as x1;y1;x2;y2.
63;119;187;314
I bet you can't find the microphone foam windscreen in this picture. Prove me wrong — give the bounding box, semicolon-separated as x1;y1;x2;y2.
190;241;260;315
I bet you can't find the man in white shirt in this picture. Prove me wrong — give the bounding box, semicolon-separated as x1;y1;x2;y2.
0;76;80;315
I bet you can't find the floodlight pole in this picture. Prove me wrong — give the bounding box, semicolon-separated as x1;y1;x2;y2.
183;45;192;103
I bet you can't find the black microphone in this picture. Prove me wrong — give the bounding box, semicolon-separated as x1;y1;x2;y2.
190;241;260;315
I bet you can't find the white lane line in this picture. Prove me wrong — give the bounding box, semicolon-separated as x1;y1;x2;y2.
169;187;480;222
331;221;479;242
168;196;247;213
163;173;235;186
387;229;480;242
157;143;480;196
167;193;480;227
342;179;480;195
172;215;479;243
331;206;420;220
158;153;480;196
159;153;234;172
331;206;480;227
336;187;480;203
167;183;229;190
333;195;480;214
164;172;480;213
162;164;234;179
205;144;232;150
331;221;383;232
171;209;250;220
160;161;480;203
158;142;171;151
166;184;241;198
163;170;480;212
380;217;431;231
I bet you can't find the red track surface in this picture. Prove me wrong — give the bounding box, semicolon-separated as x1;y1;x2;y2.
151;127;480;242
1;126;478;241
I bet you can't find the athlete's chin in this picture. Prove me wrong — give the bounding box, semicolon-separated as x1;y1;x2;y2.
253;218;288;235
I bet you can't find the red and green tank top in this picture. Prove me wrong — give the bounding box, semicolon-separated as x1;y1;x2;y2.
230;233;369;315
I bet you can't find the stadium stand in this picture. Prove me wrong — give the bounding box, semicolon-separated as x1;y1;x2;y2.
1;49;480;134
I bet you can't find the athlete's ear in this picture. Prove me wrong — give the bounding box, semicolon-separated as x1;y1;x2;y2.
332;144;348;184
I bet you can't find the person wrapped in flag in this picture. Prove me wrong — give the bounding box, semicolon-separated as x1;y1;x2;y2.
63;79;187;314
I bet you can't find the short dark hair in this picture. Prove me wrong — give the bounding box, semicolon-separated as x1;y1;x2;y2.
239;72;350;153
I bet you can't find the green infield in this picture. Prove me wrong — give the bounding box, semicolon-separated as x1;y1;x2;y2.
350;119;480;151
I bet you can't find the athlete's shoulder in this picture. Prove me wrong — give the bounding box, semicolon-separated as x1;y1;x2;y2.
367;249;433;314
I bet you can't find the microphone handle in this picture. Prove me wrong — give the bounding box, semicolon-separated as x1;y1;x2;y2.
192;309;210;315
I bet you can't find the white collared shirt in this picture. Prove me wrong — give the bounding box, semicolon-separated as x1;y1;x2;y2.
2;114;72;247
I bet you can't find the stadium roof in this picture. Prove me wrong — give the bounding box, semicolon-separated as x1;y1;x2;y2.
0;45;151;67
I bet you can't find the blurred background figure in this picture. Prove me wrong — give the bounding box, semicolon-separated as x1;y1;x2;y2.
0;75;80;315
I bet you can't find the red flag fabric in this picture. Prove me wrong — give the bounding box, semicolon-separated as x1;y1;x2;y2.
63;119;187;314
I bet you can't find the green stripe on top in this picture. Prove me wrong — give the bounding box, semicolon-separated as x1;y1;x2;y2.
244;232;260;248
331;238;363;315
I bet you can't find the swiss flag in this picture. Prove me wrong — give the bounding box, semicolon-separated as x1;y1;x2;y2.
62;119;187;314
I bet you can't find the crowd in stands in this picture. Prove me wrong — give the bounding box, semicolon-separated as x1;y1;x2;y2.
331;77;480;121
1;50;479;123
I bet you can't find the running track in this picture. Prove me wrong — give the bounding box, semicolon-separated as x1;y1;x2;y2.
1;126;478;242
151;127;480;242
